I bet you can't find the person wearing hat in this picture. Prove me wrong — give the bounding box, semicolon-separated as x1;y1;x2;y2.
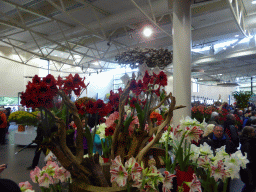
0;108;7;145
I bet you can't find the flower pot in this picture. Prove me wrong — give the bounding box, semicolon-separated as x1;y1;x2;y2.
176;166;194;192
18;124;25;132
103;157;109;163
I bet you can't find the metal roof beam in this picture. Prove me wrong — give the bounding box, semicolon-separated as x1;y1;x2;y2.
1;0;75;28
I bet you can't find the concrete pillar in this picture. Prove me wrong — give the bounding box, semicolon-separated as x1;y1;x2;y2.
173;0;192;126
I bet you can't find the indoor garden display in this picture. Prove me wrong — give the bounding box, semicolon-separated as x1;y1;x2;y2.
19;69;187;191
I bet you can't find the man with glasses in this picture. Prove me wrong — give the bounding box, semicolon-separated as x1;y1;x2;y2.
200;124;237;154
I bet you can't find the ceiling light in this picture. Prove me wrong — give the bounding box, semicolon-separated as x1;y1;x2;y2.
223;47;226;50
143;27;153;37
252;0;256;4
93;61;99;65
235;35;239;37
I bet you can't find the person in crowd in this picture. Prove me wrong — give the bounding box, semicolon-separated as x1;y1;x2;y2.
207;111;219;124
27;113;44;170
200;124;237;154
251;119;256;128
5;107;11;134
223;114;239;148
0;108;7;145
240;126;256;192
250;111;256;121
243;113;252;128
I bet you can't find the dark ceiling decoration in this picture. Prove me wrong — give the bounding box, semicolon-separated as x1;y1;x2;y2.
217;82;239;87
115;47;173;69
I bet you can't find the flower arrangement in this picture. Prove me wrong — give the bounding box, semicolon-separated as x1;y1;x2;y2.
19;161;71;192
20;69;185;190
191;105;216;123
190;143;249;192
8;111;39;126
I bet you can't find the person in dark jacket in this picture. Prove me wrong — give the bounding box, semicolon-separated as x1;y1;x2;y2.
200;124;237;154
240;126;256;192
223;114;239;148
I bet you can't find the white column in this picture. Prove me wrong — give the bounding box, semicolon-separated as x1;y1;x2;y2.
173;0;192;126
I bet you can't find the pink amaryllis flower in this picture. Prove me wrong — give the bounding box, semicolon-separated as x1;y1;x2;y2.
30;166;41;183
211;160;228;181
125;157;143;180
38;172;54;188
110;156;123;170
54;167;66;183
110;165;128;187
162;171;176;192
185;126;203;143
105;111;119;127
185;173;202;192
19;181;33;191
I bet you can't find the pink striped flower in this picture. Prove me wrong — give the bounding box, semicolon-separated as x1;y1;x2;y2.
38;173;54;188
211;160;228;181
185;174;202;192
162;171;176;192
110;156;123;170
30;166;41;183
19;181;33;191
185;126;204;143
110;165;128;187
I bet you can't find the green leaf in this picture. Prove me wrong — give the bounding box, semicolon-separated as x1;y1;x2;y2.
124;115;134;133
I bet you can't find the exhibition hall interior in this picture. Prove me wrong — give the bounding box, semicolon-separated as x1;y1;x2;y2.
0;0;256;191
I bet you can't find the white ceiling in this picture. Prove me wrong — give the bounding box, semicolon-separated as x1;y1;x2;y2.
0;0;256;87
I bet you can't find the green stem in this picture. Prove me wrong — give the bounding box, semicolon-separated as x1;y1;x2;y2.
223;178;228;192
50;185;57;192
127;182;131;192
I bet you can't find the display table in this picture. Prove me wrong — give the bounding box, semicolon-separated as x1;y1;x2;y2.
14;126;37;146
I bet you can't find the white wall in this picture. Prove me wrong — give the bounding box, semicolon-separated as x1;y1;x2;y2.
0;47;25;97
164;75;236;103
80;71;114;100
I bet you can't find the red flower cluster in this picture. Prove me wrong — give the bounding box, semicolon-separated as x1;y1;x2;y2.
85;99;112;117
150;111;163;125
234;114;243;126
57;74;88;96
130;71;168;96
21;73;88;109
20;74;58;109
108;88;123;111
105;126;115;136
217;108;229;123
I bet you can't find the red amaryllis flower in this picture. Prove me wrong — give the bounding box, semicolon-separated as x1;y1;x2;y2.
154;87;160;96
105;126;115;136
43;74;57;86
32;75;41;84
73;87;81;96
85;100;95;114
150;72;159;84
129;97;138;108
73;73;86;89
137;79;143;94
143;71;151;85
157;71;167;86
57;76;63;87
130;80;137;93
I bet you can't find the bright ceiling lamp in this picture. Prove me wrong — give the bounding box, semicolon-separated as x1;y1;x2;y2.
252;0;256;4
143;26;153;37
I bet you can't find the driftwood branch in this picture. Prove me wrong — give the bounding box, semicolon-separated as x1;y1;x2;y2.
58;90;84;163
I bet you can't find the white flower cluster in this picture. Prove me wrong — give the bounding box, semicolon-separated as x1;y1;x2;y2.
190;143;249;181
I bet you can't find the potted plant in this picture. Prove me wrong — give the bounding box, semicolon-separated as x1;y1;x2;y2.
232;91;252;109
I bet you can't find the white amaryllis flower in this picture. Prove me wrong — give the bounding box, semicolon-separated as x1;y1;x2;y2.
225;163;240;179
38;173;54;188
159;130;173;144
233;151;249;169
110;165;128;187
96;123;107;139
190;144;200;162
185;173;202;192
162;171;176;192
202;124;215;137
213;146;229;163
179;116;201;128
199;142;214;158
